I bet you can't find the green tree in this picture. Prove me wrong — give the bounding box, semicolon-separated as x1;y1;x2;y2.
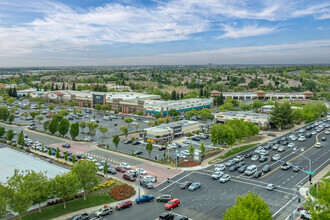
48;103;55;110
113;135;120;151
0;106;9;121
135;124;141;131
73;109;82;115
240;102;252;111
186;109;198;120
48;148;52;156
103;162;108;177
146;143;153;158
210;123;235;147
6;170;33;219
71;160;99;200
199;108;213;123
56;148;60;159
101;104;111;111
200;141;206;154
147;120;155;127
79;121;86;132
72;155;76;164
43;120;50;131
124;117;134;127
94;104;102;112
168;109;179;117
189;144;195;157
17;131;25;146
86;121;98;136
154;113;162;119
58;118;70;137
305;181;329;220
98;126;108;138
0;127;5;137
72;82;76;90
6;129;14;141
252;99;264;112
224;191;272;220
6;97;15;106
270;101;293;130
36;116;44;123
119;126;128;139
52;172;81;208
0;184;7;218
64;151;68;161
9;114;14;124
49;118;59;134
23;171;50;213
70;122;79;140
29;110;40;120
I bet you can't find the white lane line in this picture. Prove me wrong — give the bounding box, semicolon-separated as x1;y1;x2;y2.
272;195;297;218
235;176;293;191
159;172;193;192
230;178;294;195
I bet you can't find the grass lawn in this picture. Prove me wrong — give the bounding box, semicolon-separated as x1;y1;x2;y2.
217;143;260;160
309;174;330;198
21;194;116;220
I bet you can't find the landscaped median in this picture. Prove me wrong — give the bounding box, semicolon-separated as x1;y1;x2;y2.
209;143;259;164
20;179;135;220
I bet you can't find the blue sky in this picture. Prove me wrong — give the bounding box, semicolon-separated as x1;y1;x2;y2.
0;0;329;66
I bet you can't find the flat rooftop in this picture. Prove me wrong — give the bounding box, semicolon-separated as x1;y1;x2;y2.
216;111;270;119
144;120;200;132
0;147;68;184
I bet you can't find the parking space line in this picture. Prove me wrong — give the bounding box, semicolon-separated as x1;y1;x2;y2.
158;172;193;192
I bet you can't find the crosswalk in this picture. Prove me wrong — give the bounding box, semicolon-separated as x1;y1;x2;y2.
77;152;121;165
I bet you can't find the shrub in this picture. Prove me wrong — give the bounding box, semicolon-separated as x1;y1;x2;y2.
110;184;135;201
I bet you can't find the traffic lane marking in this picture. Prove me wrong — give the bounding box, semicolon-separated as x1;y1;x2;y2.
272;194;297;218
158;172;193;192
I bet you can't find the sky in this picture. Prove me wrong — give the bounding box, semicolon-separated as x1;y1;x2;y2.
0;0;329;67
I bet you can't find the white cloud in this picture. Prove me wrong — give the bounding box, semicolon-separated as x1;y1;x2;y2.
218;24;279;39
292;2;330;19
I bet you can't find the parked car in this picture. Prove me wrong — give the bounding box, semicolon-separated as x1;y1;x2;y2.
278;146;286;152
288;143;295;148
238;165;248;173
116;200;132;210
251;155;260;161
95;205;113;217
144;175;157;183
156;194;173;202
136;168;147;175
300;210;311;219
244;165;257;176
180;181;192;189
253;171;263;178
123;173;136;182
315;142;322;148
219;174;230;183
237;161;246;168
107;167;117;174
214;164;225;171
244;153;252;158
132;140;141;145
116;166;126;173
124;139;132;144
321;137;326;141
140;179;154;189
298;136;306;142
120;162;131;170
225;160;236;167
268;132;276;137
174;215;189;220
134;150;143;155
229;164;240;172
262;165;272;173
71;213;90;220
157;212;174;220
136;194;154;204
233;155;244;162
191;137;200;141
272;144;279;150
211;172;224;180
188;182;201;191
165;199;180;210
259;150;268;156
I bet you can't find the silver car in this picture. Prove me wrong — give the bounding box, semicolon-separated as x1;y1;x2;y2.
211;171;224;180
272;154;280;161
219;174;230;183
288;143;295;148
251;155;259;161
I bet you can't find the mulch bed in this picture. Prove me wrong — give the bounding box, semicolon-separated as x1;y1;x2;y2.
178;161;201;167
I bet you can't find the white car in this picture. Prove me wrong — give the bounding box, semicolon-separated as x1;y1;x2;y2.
136;168;147;175
86;156;97;162
251;155;259;161
272;154;281;161
132;122;138;125
259;150;268;156
167;144;177;149
298;137;306;142
326;131;330;135
255;146;264;154
288;143;295;148
214;164;225;171
120;163;131;170
211;172;224;180
233;155;244;162
315;142;322;148
181;150;189;156
290;136;297;141
144;120;149;123
219;174;230;183
144;175;157;183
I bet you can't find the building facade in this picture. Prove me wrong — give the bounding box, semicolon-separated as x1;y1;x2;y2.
214;111;270;128
144;98;213;116
143;120;203;144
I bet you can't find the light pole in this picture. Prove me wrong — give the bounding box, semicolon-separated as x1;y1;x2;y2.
291;151;312;189
138;163;141;198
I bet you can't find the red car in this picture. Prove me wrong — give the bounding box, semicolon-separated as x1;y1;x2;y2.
165;199;180;210
123;174;136;182
115;166;126;173
116;200;132;210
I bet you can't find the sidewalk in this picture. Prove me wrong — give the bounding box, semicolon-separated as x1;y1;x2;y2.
53;184;144;220
202;122;309;167
299;163;330;200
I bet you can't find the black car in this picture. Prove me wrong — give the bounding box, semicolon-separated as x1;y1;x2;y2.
76;154;84;159
268;132;276;137
259;156;268;162
253;171;262;178
238;165;248;173
134;150;143;155
124;139;132;144
174;216;189;220
180;181;192;189
262;165;271;173
244;153;252;158
158;212;174;220
321;137;326;141
281;141;288;145
158;146;166;151
237;161;246;168
132;140;141;145
306;126;311;130
305;133;312;138
229;164;239;172
62;143;71;148
263;144;271;149
280;137;288;141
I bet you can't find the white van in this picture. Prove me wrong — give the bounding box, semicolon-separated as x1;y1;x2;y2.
245;165;257;176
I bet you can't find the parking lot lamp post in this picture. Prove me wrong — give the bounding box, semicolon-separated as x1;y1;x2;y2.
299;154;312;188
138;163;141;198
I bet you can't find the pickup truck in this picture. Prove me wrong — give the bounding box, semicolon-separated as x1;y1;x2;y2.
155;212;175;220
281;162;292;170
71;213;90;220
95;205;113;217
136;194;155;204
